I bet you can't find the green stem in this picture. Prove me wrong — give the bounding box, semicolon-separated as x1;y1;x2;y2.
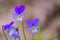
32;34;35;40
37;28;41;40
2;25;8;40
22;21;26;40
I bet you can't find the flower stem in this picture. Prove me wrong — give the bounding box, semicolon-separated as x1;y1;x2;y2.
37;28;41;40
22;21;26;40
2;25;8;40
32;34;35;40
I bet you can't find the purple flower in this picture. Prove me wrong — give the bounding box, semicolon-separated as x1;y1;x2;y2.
8;27;20;38
13;5;25;22
12;31;20;38
26;18;39;34
3;21;20;38
8;26;16;36
3;21;14;30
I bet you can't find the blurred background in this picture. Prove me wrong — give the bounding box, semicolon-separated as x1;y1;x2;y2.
0;0;60;40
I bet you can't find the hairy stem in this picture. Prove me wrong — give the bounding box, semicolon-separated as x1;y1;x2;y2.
22;21;26;40
2;25;8;40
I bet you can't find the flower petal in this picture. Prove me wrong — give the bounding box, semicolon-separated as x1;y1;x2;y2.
26;20;33;25
3;24;9;30
8;30;15;37
35;25;40;29
13;13;24;22
17;18;23;22
13;13;18;19
32;29;38;34
33;18;39;25
13;31;20;38
19;5;25;13
28;25;33;30
20;13;24;18
8;26;15;31
3;21;14;30
15;6;19;13
8;21;14;28
8;26;15;36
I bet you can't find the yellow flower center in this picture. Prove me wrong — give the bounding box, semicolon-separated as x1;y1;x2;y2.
18;15;22;18
32;27;36;30
10;30;13;33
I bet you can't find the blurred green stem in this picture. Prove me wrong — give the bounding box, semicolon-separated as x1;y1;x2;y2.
32;34;35;40
2;25;8;40
37;28;41;40
22;21;26;40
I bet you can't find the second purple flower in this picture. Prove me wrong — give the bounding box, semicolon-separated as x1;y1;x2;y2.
26;18;40;34
13;5;25;22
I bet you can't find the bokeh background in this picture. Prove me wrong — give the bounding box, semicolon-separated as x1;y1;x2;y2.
0;0;60;40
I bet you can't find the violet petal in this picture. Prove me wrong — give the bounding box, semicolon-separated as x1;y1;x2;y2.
19;5;25;13
33;18;39;25
15;6;19;13
26;20;33;25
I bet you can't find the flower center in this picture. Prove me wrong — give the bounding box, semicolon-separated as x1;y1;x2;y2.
18;15;22;19
32;27;36;30
10;30;13;33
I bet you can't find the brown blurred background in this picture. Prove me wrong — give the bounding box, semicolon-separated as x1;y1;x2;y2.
0;0;60;40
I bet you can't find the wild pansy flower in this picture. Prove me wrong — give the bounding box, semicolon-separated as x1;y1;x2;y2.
13;5;25;22
2;21;14;40
26;18;39;34
8;27;20;38
3;21;20;38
